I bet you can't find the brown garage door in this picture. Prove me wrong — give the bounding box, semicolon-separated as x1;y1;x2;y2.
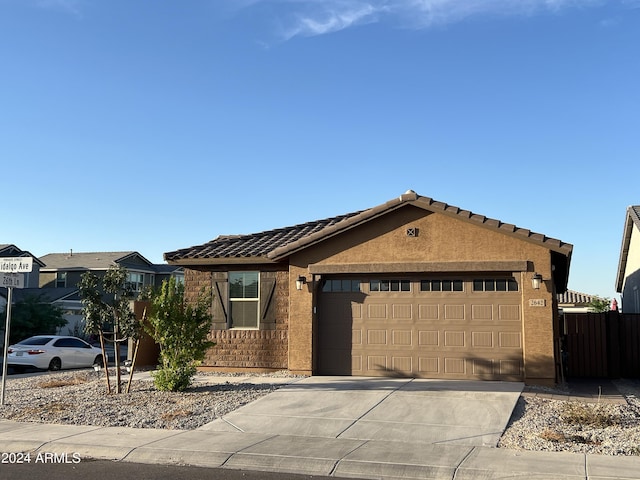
317;276;523;381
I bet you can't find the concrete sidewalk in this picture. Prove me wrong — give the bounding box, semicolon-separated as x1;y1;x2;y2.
0;375;639;479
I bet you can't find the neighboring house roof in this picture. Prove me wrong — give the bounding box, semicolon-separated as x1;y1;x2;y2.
616;205;640;293
153;264;184;275
11;287;80;303
166;190;573;286
557;290;603;306
39;251;153;271
0;244;46;267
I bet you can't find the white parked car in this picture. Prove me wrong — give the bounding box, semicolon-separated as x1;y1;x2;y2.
7;335;106;371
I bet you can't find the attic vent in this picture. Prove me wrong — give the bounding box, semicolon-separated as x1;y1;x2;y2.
406;228;418;237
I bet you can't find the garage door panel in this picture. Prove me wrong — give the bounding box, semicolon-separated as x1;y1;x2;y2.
318;277;523;381
472;305;493;320
367;355;387;371
444;331;466;347
444;357;466;374
368;304;387;319
418;304;439;320
444;304;465;320
367;329;388;345
418;330;439;346
392;330;412;346
352;355;363;373
472;358;494;376
418;357;440;374
391;356;412;373
499;332;522;348
392;304;413;319
498;304;521;321
472;331;494;348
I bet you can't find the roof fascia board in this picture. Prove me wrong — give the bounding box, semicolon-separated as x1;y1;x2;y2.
40;267;92;272
167;257;279;266
308;261;529;275
411;197;573;256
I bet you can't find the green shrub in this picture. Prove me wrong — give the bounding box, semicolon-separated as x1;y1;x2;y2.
145;277;214;392
151;365;196;392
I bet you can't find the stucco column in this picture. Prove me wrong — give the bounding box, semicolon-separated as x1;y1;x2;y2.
288;265;314;375
521;258;556;386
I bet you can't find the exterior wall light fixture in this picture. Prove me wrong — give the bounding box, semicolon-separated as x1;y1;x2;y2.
296;275;307;291
532;273;543;290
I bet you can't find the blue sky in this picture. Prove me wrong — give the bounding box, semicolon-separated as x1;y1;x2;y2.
1;0;638;302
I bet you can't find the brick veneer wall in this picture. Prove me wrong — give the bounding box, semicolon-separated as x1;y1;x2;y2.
184;268;289;371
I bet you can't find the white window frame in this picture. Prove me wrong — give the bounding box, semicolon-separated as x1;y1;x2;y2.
229;271;260;329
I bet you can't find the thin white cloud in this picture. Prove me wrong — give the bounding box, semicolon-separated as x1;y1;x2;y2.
35;0;83;17
281;2;386;40
238;0;624;40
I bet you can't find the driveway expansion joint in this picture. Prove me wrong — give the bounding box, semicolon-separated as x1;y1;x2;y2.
335;378;414;439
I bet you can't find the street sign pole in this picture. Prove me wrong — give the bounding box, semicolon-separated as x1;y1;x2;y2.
1;286;13;405
0;258;33;406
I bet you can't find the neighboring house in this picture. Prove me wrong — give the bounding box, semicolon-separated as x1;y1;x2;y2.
0;244;44;289
0;244;45;312
38;251;184;334
557;290;606;314
39;251;184;292
9;287;81;335
165;190;573;386
616;206;640;313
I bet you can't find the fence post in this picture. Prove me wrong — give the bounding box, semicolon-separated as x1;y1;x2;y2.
606;311;621;379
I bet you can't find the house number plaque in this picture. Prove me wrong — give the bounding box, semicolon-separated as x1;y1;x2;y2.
529;299;546;307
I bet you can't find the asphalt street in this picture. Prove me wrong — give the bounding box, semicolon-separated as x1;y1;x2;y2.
0;459;339;480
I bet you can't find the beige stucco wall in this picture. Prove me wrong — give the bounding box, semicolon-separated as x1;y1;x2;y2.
622;222;640;313
627;223;640;278
288;206;558;384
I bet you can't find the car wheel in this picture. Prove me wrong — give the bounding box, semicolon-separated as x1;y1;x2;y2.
93;355;105;368
48;357;62;371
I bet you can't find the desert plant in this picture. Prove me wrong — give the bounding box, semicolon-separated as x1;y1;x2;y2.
78;265;140;393
145;277;214;392
561;402;619;428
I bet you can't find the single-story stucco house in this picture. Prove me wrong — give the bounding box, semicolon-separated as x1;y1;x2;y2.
165;191;573;385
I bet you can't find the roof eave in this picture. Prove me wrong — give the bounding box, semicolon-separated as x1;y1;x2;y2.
615;207;640;292
167;257;279;267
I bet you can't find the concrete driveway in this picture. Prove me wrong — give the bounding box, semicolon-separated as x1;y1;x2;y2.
198;376;523;447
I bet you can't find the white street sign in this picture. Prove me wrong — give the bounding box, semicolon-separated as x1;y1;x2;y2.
0;257;33;273
0;273;24;289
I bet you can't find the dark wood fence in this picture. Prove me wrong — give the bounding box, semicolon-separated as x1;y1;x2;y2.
564;312;640;378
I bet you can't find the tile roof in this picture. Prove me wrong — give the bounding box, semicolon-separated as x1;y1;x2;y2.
164;212;362;262
556;290;604;305
165;190;573;264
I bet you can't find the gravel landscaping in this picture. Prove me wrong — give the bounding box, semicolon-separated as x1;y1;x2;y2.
498;379;640;456
0;370;297;430
1;371;639;456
